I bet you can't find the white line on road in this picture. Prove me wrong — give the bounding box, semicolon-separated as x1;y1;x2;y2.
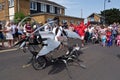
81;46;89;50
0;48;18;53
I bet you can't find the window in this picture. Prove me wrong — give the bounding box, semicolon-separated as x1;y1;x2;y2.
0;4;2;10
62;20;67;24
90;17;94;21
47;18;52;22
41;3;46;12
9;0;14;7
77;21;80;24
30;2;37;10
57;8;60;14
60;8;62;14
70;20;74;23
50;5;55;13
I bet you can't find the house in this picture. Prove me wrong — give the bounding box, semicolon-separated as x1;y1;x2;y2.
87;13;104;24
0;0;84;25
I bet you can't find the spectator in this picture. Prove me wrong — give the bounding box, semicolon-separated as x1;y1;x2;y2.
16;23;23;40
69;22;75;31
11;22;18;45
100;25;106;47
44;21;50;31
91;29;99;44
62;22;68;29
0;23;5;47
4;21;13;48
106;28;112;47
23;21;33;36
84;29;90;43
53;16;60;26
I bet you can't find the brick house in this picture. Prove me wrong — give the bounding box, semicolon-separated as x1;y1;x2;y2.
87;13;104;24
0;0;84;25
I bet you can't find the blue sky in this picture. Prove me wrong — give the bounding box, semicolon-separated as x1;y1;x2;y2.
49;0;120;21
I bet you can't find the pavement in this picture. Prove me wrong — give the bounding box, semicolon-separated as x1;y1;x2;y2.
0;42;88;54
0;42;18;53
0;41;9;48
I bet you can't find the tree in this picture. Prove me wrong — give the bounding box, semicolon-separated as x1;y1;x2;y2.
101;8;120;25
14;12;25;23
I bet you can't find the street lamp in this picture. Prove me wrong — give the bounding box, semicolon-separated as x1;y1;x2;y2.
104;0;111;25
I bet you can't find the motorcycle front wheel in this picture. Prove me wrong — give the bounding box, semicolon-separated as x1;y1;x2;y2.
32;56;47;70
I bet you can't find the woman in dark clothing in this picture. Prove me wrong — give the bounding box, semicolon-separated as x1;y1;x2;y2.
0;24;5;47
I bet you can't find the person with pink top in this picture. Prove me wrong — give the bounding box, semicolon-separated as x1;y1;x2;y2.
116;34;120;46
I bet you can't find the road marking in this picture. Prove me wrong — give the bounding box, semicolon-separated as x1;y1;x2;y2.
81;46;89;50
0;48;18;53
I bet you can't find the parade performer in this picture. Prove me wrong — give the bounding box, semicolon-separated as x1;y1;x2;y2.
75;21;87;47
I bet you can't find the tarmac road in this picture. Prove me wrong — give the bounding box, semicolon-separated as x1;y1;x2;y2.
0;43;120;80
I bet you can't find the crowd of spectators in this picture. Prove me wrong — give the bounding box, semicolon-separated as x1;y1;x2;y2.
0;18;120;49
69;22;120;47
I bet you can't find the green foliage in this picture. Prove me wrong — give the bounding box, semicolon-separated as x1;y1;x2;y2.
14;12;25;23
101;8;120;25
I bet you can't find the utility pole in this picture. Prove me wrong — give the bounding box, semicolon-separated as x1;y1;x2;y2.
103;0;111;25
81;9;83;18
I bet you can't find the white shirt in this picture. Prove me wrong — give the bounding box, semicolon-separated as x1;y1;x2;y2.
17;25;23;34
11;24;16;34
44;24;49;31
52;26;63;41
88;27;94;34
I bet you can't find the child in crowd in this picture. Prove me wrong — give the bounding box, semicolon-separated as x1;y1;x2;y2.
106;28;112;47
101;34;106;47
100;25;106;47
116;34;120;46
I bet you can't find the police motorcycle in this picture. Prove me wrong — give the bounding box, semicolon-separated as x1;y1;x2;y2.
15;16;86;70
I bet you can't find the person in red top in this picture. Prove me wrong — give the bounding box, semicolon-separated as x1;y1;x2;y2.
106;28;112;41
22;21;34;40
77;21;86;47
73;21;91;47
106;28;112;47
23;21;33;36
25;21;32;33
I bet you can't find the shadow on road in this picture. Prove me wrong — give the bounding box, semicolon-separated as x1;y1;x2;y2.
117;54;120;59
48;61;73;79
48;61;66;75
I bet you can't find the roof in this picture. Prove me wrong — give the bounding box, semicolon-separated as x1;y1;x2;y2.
31;0;66;9
30;13;84;20
87;13;103;18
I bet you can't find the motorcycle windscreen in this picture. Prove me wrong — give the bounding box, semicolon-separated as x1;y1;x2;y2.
39;31;55;40
36;38;60;58
65;29;81;39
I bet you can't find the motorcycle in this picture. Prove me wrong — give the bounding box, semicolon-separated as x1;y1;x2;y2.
14;16;86;70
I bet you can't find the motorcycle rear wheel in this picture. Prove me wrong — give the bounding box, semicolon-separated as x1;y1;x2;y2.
32;56;46;70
